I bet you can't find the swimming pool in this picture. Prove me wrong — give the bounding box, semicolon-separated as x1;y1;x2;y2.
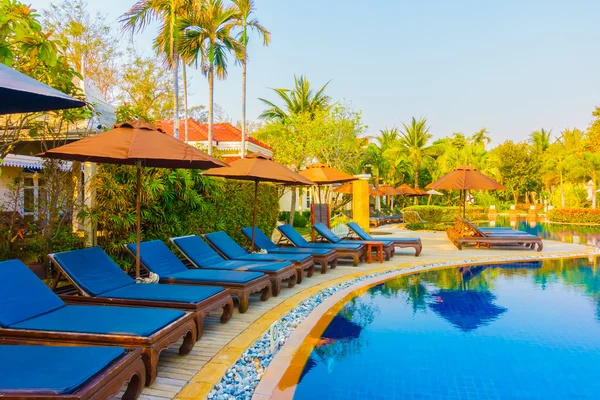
483;217;600;247
279;257;600;399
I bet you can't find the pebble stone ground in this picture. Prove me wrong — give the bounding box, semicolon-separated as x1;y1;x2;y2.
115;228;593;400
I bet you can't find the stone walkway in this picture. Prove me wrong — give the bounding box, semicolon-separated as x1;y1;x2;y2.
127;228;593;400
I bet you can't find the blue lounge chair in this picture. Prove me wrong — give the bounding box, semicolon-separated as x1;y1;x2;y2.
49;247;235;335
0;345;145;399
203;231;316;284
241;226;338;274
312;222;395;261
0;259;197;386
276;224;365;266
128;239;291;304
346;221;422;256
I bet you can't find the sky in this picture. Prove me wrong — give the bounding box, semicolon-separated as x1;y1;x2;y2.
28;0;600;145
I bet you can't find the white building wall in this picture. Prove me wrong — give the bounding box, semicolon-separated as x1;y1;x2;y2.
279;187;311;212
0;167;22;209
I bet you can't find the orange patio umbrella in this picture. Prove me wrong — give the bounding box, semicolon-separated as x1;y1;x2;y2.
426;164;505;217
299;162;357;203
395;184;417;195
333;182;384;196
377;185;401;196
202;152;316;251
42;120;227;277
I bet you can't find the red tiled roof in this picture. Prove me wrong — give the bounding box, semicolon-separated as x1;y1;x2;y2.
157;119;271;150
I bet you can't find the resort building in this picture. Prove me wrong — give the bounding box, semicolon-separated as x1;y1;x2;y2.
157;119;273;162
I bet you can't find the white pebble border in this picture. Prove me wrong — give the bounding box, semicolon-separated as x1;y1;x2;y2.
208;248;600;400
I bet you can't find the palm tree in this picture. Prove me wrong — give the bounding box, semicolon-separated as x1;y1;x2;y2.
121;0;185;139
530;128;552;152
179;0;243;155
232;0;270;158
259;75;331;122
398;117;433;190
470;128;491;148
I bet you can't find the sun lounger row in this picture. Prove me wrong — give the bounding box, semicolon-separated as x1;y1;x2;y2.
448;218;543;251
0;225;421;397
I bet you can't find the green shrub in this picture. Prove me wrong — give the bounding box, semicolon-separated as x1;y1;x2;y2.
402;206;445;223
548;208;600;225
406;222;452;231
550;183;588;208
293;213;308;228
92;166;279;269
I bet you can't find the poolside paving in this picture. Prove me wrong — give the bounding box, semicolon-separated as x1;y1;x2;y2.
124;228;593;400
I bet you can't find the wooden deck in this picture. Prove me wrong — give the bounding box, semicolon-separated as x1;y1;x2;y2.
115;229;593;400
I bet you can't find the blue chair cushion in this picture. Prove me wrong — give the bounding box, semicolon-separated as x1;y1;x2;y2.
232;253;311;263
203;232;250;259
277;225;310;246
10;305;185;337
265;247;332;255
100;283;226;304
347;221;371;240
188;260;292;273
171;235;226;268
242;227;331;255
241;227;278;251
0;345;125;394
0;260;65;327
312;222;342;243
167;269;265;284
52;247;135;296
126;240;188;276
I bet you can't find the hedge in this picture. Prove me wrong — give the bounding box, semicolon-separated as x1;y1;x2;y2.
93;165;280;269
402;205;488;223
547;208;600;225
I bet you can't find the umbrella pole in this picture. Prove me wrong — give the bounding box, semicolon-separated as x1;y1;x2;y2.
251;180;259;252
135;160;142;279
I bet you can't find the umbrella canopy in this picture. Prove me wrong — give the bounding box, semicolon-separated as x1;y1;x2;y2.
333;182;384;196
426;165;504;191
427;189;444;196
395;184;417;195
378;185;401;196
42;120;227;277
0;64;86;114
406;187;429;197
202;152;315;250
426;165;504;217
41;120;224;168
298;163;356;184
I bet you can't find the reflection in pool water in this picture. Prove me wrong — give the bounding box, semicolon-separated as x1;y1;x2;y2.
289;257;600;399
483;216;600;247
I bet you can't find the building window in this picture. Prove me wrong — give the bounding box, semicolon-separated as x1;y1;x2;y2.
21;173;44;219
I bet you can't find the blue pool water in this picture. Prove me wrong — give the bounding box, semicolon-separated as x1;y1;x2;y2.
292;257;600;399
482;217;600;247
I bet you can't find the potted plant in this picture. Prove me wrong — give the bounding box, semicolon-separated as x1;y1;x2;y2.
21;235;49;279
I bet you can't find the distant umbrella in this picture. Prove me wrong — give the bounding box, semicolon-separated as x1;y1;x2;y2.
333;182;384;196
395;184;417;195
0;64;86;114
203;152;315;251
426;165;504;218
299;162;356;204
42;120;227;277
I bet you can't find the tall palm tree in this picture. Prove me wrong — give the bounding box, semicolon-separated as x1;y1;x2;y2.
470;128;491;148
398;117;433;189
179;0;242;155
530;128;552;152
121;0;185;139
259;75;331;122
232;0;270;158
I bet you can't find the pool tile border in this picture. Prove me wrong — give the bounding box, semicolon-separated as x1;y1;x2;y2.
175;247;599;400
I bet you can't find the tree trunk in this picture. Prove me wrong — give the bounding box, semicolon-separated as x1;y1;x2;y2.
182;61;189;143
289;188;296;226
414;161;419;205
241;50;247;158
173;58;179;140
208;65;214;155
592;171;597;209
560;173;565;207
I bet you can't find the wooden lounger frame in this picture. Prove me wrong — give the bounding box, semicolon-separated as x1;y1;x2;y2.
0;348;145;400
278;235;365;266
0;313;196;386
200;234;299;294
49;254;234;338
344;229;423;257
447;218;543;251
